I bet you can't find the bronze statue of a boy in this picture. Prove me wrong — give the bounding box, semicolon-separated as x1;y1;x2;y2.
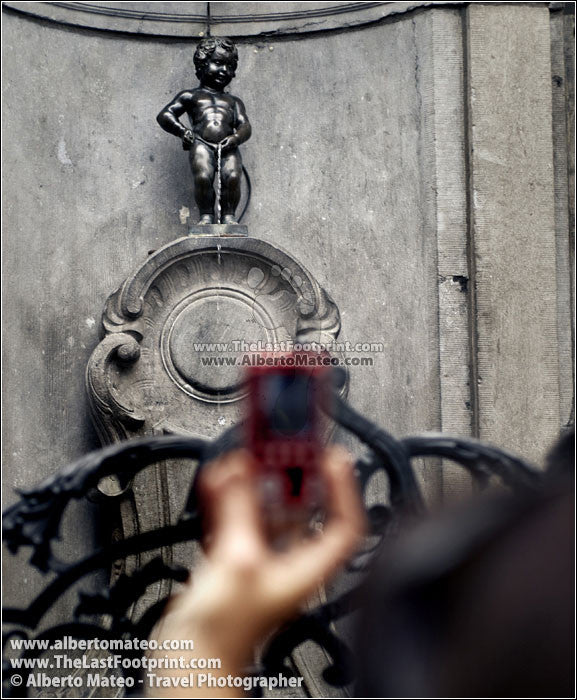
157;37;251;225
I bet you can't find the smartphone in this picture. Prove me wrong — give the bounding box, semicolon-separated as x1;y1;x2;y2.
245;353;331;545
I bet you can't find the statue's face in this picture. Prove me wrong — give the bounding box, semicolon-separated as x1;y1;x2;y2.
201;46;236;90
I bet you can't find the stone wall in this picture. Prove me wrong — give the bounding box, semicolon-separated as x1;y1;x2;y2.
2;0;573;651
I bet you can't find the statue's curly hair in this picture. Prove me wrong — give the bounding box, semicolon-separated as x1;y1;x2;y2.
194;37;238;80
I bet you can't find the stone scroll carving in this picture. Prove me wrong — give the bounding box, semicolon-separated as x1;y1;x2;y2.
87;235;342;452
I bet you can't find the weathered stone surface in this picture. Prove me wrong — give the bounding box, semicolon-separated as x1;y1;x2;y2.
413;8;472;499
2;4;572;685
4;1;465;38
465;4;561;463
550;4;575;431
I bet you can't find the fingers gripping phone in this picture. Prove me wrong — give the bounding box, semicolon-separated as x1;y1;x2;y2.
245;354;331;545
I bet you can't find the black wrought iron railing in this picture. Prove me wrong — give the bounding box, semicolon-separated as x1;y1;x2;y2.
2;370;542;697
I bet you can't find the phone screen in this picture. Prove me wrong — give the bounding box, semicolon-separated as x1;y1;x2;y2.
255;372;315;439
245;356;330;542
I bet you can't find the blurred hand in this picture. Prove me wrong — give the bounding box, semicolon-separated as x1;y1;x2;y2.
149;446;367;688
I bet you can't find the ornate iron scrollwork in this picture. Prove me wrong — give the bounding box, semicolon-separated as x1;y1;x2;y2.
3;374;542;697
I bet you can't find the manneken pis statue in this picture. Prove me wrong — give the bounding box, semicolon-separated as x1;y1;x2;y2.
157;37;252;225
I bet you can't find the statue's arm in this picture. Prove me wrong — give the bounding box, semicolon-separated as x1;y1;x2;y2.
156;91;193;139
233;97;252;146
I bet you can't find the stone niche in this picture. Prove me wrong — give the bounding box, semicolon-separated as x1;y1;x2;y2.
2;1;573;696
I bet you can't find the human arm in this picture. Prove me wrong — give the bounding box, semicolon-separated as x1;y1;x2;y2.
146;446;367;697
156;91;195;146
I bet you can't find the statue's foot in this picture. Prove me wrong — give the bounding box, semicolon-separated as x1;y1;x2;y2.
198;214;214;225
222;214;238;225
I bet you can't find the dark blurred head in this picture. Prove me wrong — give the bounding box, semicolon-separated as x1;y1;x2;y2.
355;429;575;697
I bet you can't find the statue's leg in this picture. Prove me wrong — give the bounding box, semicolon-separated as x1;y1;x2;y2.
220;151;242;223
190;142;216;223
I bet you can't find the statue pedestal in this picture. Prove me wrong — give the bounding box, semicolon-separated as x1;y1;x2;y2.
188;223;248;237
